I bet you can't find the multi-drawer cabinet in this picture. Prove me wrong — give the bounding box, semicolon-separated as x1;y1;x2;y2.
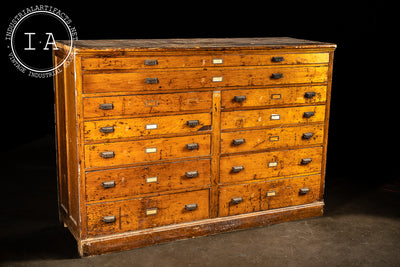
53;37;336;256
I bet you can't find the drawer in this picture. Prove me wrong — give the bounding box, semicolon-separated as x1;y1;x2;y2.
220;146;322;184
84;113;211;141
83;92;212;119
82;66;328;93
218;174;320;217
221;124;324;154
221;105;325;130
85;134;211;169
221;86;327;109
86;159;211;202
81;53;329;70
87;189;209;237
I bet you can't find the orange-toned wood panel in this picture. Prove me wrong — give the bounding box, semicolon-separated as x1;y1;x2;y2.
85;159;211;202
221;86;326;109
219;147;322;184
84;113;211;141
221;105;325;130
84;134;211;169
82;66;328;93
83;91;212;119
87;189;210;237
221;124;324;154
81;53;329;70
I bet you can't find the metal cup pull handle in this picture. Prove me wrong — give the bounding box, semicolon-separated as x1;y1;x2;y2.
299;188;310;195
187;120;200;127
304;92;316;98
303;111;315;118
301;158;312;165
231;197;243;204
232;166;244;173
186;143;199;150
185;171;198;178
99;126;115;133
271;73;283;79
302;132;314;140
145;78;159;84
271;56;284;62
99;103;114;110
102;215;116;223
232;138;245;145
100;151;115;158
101;181;116;188
185;203;198;211
234;95;246;102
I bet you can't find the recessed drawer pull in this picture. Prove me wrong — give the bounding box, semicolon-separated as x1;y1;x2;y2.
101;181;116;188
232;166;244;173
301;158;312;165
271;73;283;79
145;78;159;84
299;188;310;195
303;111;315;118
302;132;314;140
186;143;199;150
234;95;246;102
232;138;245;145
100;151;115;158
185;171;198;178
187;120;200;127
231;197;243;204
144;59;158;66
184;203;198;211
271;56;284;62
99;126;115;133
102;215;116;223
99;103;114;110
304;91;316;98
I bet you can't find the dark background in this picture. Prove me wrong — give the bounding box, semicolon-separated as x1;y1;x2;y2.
1;0;398;261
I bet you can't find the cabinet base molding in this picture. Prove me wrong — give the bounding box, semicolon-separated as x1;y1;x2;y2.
79;201;323;257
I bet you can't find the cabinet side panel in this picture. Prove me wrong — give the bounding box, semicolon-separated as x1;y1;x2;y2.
64;56;80;231
54;55;69;218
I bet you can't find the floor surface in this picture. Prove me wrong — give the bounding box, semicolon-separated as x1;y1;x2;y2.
1;135;399;266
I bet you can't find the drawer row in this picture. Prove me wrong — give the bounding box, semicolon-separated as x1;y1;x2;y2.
86;146;322;202
85;124;324;169
86;174;320;237
83;86;327;119
82;52;329;70
84;105;325;142
83;65;328;94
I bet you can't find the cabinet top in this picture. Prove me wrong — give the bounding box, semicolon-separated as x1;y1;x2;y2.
56;37;336;54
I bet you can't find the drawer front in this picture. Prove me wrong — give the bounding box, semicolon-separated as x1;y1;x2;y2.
85;134;211;168
87;189;209;237
84;113;211;141
81;53;329;70
82;66;328;93
86;159;211;202
83;92;212;119
219;174;320;217
221;105;325;130
221;124;324;154
220;147;322;184
221;86;327;109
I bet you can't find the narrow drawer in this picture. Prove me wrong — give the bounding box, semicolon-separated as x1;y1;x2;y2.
83;92;212;119
85;134;211;169
87;189;209;237
221;86;327;109
86;159;211;202
82;66;328;93
221;124;324;154
221;105;325;130
219;174;320;217
84;113;211;141
81;53;329;70
219;146;322;184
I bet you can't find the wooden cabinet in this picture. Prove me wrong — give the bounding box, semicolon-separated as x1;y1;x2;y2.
53;37;336;256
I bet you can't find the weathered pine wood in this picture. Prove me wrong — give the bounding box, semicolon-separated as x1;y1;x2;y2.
53;37;336;256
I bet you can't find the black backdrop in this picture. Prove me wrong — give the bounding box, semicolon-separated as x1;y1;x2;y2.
2;0;396;182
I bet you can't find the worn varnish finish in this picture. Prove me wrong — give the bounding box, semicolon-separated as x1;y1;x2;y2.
53;37;336;256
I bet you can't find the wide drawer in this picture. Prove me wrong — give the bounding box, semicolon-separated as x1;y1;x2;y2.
221;124;324;154
221;105;325;130
219;174;320;217
81;53;329;70
86;159;211;202
84;113;211;141
221;86;326;109
85;134;211;169
219;146;322;184
83;91;212;119
82;66;328;93
87;189;209;237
